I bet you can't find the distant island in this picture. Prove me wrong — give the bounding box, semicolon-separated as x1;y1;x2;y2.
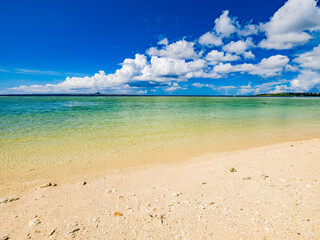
254;92;320;97
1;92;320;97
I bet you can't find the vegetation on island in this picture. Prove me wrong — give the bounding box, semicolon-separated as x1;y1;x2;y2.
254;92;320;97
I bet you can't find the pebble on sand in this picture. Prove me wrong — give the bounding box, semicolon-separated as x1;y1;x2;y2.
113;212;123;217
0;236;9;240
229;168;237;173
40;182;57;188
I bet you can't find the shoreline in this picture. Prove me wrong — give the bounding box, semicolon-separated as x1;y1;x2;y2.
1;138;320;239
2;132;320;187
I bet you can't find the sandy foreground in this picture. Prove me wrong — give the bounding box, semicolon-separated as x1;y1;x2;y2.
1;139;320;240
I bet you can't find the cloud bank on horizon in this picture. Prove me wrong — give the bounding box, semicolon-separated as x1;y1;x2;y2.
10;0;320;95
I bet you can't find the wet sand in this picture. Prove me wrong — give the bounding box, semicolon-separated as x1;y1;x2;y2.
1;139;320;239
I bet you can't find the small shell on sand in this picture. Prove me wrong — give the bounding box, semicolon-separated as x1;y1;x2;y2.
0;198;19;204
0;198;9;204
28;218;41;227
172;192;180;197
47;229;56;236
40;182;57;188
67;228;80;235
242;177;251;180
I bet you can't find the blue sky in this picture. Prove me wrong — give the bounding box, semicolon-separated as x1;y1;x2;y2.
1;0;320;95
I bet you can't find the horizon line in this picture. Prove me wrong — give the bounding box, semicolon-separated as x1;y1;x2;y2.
1;92;320;97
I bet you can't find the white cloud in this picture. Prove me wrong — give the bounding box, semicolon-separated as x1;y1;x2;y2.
239;80;291;95
138;90;147;94
260;32;312;50
285;64;299;72
237;82;257;95
165;82;186;92
192;82;236;92
248;55;290;77
259;0;320;49
223;38;254;54
194;79;293;95
199;10;259;46
237;24;259;36
11;54;148;93
158;38;169;45
136;56;207;82
213;55;289;77
146;39;200;60
259;55;289;69
268;70;320;93
214;10;236;37
269;85;291;94
243;51;255;59
294;44;320;70
198;32;223;46
185;69;221;79
290;69;320;91
255;80;290;93
205;50;240;64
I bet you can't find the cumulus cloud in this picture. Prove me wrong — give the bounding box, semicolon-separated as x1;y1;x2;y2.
294;44;320;70
205;50;240;64
165;82;186;92
138;90;147;94
285;64;299;72
11;54;148;93
146;39;200;60
198;32;223;46
158;38;169;45
258;55;289;69
247;55;289;77
135;56;207;82
290;69;320;91
237;24;259;36
259;0;320;49
213;55;289;77
237;82;257;95
214;10;236;37
198;11;259;47
223;38;254;55
268;70;320;93
236;80;293;95
192;83;237;93
243;51;255;59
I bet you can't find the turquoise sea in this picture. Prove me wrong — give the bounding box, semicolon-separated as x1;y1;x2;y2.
1;96;320;182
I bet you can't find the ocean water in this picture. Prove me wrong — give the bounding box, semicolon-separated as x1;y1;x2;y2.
1;96;320;182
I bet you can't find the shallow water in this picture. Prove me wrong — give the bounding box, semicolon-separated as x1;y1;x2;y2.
1;96;320;182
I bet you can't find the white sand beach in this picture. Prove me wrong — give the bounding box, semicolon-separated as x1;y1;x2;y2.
1;138;320;239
